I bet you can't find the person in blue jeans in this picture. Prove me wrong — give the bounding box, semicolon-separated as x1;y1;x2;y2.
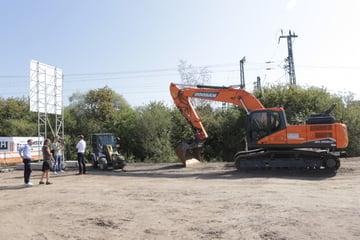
51;136;64;174
18;139;33;186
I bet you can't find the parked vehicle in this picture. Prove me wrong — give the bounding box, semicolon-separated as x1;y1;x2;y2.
90;133;126;170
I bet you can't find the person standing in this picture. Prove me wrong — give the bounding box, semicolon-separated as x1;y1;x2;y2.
18;139;33;186
39;139;55;185
76;135;86;175
51;136;64;174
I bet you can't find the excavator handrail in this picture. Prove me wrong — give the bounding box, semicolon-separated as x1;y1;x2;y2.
173;83;232;89
170;82;265;109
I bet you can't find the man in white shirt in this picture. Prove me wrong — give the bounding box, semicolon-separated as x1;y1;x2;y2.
18;139;33;186
76;135;86;175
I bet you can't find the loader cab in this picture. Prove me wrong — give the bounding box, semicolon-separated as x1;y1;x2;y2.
90;133;126;170
91;133;118;155
246;108;287;148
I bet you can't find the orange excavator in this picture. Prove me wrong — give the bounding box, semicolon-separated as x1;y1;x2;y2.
170;82;348;170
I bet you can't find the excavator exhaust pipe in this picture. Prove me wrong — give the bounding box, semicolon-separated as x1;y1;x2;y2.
175;142;201;167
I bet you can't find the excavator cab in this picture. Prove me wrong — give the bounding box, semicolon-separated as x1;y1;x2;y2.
246;109;287;148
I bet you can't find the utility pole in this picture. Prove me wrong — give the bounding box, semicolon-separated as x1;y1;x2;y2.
254;76;262;91
279;30;298;85
240;56;246;89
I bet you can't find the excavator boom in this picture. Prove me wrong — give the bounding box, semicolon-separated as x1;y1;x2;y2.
170;83;264;139
170;82;265;166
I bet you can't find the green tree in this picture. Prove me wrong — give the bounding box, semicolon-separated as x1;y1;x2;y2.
254;84;343;124
0;97;37;136
169;103;247;162
65;86;134;160
133;102;175;162
203;107;246;162
337;94;360;157
67;87;131;134
169;108;193;148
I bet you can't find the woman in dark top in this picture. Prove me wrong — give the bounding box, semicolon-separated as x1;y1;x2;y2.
39;139;55;185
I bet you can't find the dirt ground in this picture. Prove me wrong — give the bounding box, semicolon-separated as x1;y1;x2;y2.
0;158;359;240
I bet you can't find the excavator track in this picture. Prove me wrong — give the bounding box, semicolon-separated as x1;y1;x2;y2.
234;149;340;171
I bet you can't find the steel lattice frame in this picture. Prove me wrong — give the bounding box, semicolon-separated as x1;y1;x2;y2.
29;60;64;144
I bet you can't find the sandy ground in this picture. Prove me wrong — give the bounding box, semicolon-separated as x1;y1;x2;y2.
0;158;359;240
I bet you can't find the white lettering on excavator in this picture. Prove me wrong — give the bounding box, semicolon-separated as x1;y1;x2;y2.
193;92;219;99
287;133;299;139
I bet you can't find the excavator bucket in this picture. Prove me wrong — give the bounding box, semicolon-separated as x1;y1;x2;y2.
175;142;201;167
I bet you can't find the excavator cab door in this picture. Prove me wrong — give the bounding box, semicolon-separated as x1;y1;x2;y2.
246;109;286;149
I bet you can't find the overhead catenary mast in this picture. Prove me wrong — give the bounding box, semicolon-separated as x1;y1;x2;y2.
239;56;246;89
279;30;298;85
254;76;262;91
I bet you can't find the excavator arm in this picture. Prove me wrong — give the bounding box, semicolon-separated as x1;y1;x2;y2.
170;82;264;166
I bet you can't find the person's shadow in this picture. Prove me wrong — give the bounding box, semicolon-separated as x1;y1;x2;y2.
0;185;33;190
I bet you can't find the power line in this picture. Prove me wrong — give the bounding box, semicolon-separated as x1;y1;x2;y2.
0;75;28;79
297;65;360;70
2;62;360;98
2;62;360;80
64;67;177;77
64;63;263;78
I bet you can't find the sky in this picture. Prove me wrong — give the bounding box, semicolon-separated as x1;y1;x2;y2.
1;0;360;107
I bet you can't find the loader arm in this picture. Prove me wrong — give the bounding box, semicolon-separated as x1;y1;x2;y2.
169;82;265;166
